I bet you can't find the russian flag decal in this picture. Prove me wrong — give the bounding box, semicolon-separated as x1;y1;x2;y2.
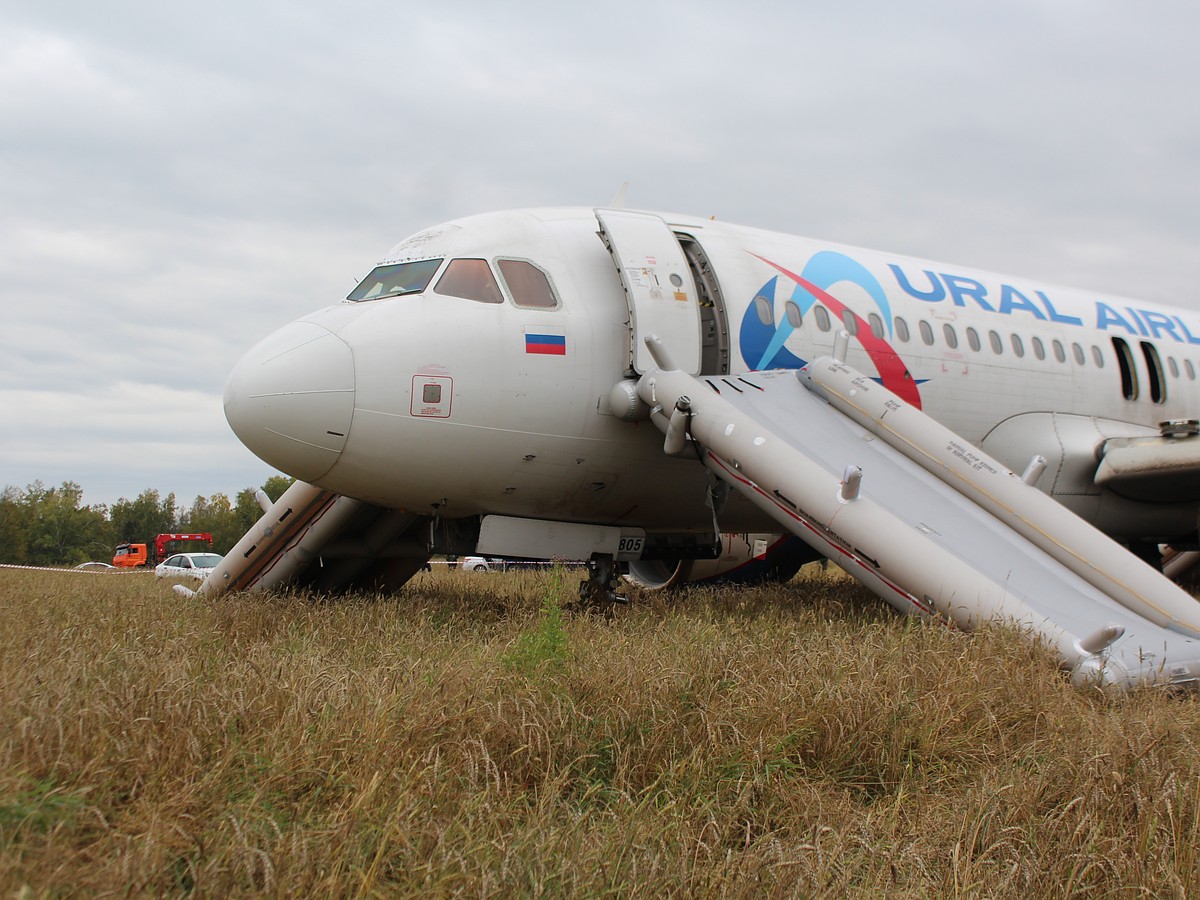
524;330;567;355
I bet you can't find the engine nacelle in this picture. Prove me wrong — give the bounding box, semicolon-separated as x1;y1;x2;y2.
624;533;819;590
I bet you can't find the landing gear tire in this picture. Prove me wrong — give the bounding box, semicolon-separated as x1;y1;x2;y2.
576;554;626;613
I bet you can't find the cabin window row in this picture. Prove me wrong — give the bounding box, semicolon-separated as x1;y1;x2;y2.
888;313;1102;368
786;302;1197;398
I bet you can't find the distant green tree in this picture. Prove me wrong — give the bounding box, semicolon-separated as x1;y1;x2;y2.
0;475;300;566
21;481;111;566
231;489;265;545
109;490;178;546
180;493;242;554
0;486;31;564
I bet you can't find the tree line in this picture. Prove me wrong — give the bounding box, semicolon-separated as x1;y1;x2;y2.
0;476;294;566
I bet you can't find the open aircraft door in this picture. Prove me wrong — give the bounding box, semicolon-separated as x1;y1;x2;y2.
596;209;702;375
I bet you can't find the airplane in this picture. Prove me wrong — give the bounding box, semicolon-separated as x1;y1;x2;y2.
204;205;1200;688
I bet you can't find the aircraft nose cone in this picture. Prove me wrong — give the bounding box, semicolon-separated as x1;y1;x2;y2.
224;321;355;482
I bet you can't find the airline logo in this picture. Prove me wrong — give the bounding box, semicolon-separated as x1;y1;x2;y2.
739;250;922;408
744;249;1200;353
740;243;1200;408
524;330;567;355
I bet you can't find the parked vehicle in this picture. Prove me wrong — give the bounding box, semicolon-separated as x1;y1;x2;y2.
155;552;225;581
113;533;213;568
460;556;495;571
458;557;553;572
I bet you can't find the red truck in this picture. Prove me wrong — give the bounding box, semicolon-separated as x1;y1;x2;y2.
112;533;214;568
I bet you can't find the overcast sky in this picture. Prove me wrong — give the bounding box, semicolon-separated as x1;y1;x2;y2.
3;1;1198;507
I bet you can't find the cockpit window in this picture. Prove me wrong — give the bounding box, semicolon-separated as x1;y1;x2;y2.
434;258;504;304
347;258;443;302
497;259;559;309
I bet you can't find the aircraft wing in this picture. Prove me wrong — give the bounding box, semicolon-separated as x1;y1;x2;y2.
1095;432;1200;502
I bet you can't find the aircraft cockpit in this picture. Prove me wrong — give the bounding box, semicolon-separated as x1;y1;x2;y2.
346;258;443;302
347;256;561;309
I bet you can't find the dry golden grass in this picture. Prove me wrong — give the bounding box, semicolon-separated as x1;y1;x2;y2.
3;563;1200;896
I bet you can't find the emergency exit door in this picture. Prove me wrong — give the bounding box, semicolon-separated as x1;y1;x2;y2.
595;208;702;375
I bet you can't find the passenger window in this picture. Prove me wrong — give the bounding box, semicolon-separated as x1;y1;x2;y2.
1091;346;1104;368
1072;343;1086;366
1169;357;1180;378
1053;340;1066;363
434;259;504;304
988;330;1003;355
1032;336;1045;360
1188;360;1197;380
966;327;981;352
868;313;884;338
943;324;958;349
754;296;773;326
919;321;934;346
497;259;558;308
840;310;859;336
894;317;910;342
785;301;803;328
814;306;831;331
1011;334;1024;358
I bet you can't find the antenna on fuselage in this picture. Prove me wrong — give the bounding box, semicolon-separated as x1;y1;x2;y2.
608;181;630;209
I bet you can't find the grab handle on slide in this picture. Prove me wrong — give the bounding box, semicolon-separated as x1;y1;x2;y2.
1075;623;1126;655
664;397;692;456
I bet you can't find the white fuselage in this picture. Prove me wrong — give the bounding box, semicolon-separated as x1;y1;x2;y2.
223;208;1200;543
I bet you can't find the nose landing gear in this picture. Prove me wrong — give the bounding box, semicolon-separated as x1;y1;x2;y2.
578;553;627;610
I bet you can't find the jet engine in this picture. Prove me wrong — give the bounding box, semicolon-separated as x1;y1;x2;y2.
624;533;819;590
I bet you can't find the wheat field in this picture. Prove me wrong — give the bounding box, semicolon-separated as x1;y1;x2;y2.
3;563;1200;896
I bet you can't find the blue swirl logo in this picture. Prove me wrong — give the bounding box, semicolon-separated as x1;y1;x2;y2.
739;250;893;370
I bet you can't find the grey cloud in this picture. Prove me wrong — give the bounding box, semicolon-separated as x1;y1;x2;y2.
3;1;1198;504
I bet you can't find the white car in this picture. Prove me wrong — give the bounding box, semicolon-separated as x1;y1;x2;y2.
155;552;224;581
460;556;496;572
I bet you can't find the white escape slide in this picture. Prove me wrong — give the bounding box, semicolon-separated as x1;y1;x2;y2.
638;337;1200;689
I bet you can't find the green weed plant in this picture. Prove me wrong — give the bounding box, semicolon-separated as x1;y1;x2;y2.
502;565;570;678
